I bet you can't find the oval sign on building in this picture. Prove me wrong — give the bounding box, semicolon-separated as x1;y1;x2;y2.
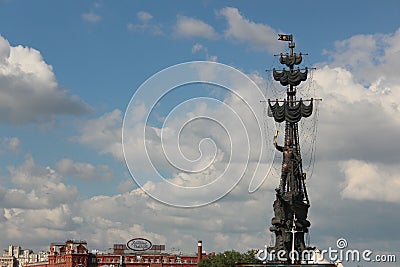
127;238;152;251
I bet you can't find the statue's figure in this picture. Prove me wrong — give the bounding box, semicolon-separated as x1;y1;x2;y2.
273;130;300;193
270;198;286;250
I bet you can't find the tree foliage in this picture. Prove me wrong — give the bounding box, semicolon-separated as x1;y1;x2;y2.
198;250;262;267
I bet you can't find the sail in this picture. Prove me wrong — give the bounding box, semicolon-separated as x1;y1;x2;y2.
280;53;302;67
268;99;313;123
273;68;308;86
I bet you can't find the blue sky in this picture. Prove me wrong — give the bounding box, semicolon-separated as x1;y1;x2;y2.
0;1;400;266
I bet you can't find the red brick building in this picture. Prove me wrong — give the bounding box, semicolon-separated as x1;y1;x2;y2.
25;240;208;267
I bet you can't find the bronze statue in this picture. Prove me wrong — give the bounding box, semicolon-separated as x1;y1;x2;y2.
266;35;315;263
273;131;301;194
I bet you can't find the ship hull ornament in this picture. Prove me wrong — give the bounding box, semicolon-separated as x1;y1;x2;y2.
263;35;338;266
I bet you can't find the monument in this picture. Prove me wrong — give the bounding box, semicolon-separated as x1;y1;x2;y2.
249;35;338;266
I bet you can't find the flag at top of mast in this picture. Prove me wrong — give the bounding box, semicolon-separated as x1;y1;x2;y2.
278;34;293;41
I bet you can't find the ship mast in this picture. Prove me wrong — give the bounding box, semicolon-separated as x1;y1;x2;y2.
267;34;314;263
287;37;309;204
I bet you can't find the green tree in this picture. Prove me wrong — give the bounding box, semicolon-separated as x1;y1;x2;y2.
241;250;262;264
198;256;212;267
198;250;262;267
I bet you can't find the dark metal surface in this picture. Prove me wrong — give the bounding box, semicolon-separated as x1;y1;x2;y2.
267;35;314;263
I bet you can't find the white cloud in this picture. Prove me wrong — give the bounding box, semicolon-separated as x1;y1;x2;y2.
0;156;82;248
2;25;400;258
74;61;273;207
0;162;343;254
74;109;123;160
340;160;400;203
0;35;10;61
117;179;134;193
174;15;218;39
56;158;113;181
313;31;400;165
323;28;400;86
2;137;20;153
2;204;81;249
207;55;218;62
0;157;80;249
191;43;204;53
71;182;272;251
294;29;400;208
219;7;283;53
4;155;78;209
82;12;101;23
127;11;163;35
137;11;153;22
67;26;400;253
0;35;91;124
191;43;218;62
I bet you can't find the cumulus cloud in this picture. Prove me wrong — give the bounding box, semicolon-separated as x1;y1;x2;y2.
72;182;272;252
191;43;204;53
137;11;153;22
68;25;400;255
0;35;91;124
3;24;400;260
4;155;78;209
313;29;400;167
0;156;89;249
0;153;271;252
56;158;113;181
173;15;218;39
117;179;134;193
74;109;123;160
218;7;283;53
1;137;20;153
127;11;163;35
191;43;218;61
1;204;82;250
82;11;101;23
340;159;400;203
291;32;400;253
323;29;400;87
0;155;83;248
75;61;275;207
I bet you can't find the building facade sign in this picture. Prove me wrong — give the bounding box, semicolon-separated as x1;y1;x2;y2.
126;238;152;252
